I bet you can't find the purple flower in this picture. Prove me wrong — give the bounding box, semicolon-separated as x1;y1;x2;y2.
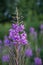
9;29;15;39
21;39;28;45
25;48;33;57
20;31;28;45
19;24;25;32
4;36;11;46
40;24;43;30
21;31;27;38
13;41;17;45
29;27;35;33
12;24;19;32
30;30;37;40
2;55;10;62
12;23;18;29
14;33;20;39
34;57;42;65
29;27;37;37
9;23;28;45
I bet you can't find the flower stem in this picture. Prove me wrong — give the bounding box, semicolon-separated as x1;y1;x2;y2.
15;44;19;65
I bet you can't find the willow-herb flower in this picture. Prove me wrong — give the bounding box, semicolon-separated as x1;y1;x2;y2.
29;27;35;33
40;24;43;30
19;24;25;32
9;23;28;45
4;36;11;46
2;55;10;62
34;57;42;65
25;48;33;57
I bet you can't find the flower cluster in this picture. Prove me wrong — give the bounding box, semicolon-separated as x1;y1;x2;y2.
9;23;28;45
